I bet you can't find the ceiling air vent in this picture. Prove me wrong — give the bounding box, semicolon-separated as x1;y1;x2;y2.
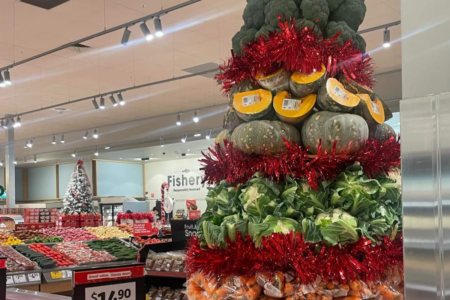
182;62;219;79
20;0;71;10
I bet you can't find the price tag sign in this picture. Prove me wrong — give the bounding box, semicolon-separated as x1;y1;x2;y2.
13;274;27;284
67;270;72;278
6;276;13;285
50;271;62;279
133;223;153;237
86;282;135;300
28;273;40;282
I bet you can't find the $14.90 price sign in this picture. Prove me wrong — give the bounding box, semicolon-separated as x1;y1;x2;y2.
86;282;135;300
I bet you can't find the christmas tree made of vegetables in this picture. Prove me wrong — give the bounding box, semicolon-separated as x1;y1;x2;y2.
187;0;403;300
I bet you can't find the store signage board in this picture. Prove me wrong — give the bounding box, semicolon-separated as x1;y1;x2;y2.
73;265;146;300
171;219;197;243
188;210;201;220
15;222;55;230
133;223;153;237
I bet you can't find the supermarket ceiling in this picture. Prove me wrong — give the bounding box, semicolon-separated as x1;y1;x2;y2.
0;0;401;164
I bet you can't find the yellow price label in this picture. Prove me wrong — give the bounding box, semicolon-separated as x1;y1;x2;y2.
146;295;150;300
50;271;62;279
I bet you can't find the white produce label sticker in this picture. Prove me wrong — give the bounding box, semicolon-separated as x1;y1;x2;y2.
242;94;261;106
282;98;301;111
333;86;348;101
370;101;380;114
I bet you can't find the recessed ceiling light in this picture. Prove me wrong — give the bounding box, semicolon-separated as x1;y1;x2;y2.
187;149;190;152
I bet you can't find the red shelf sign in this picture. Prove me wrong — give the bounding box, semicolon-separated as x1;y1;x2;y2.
74;265;145;285
133;223;154;237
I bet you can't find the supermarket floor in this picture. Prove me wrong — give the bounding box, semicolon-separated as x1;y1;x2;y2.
7;288;70;300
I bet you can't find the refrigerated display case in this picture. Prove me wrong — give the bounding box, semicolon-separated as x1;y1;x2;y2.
100;203;123;226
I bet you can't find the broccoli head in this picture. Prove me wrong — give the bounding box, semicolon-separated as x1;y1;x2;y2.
326;21;365;52
295;18;322;36
329;0;366;32
355;34;366;53
232;26;258;56
326;0;345;11
264;0;300;28
292;0;303;9
300;0;330;30
243;0;266;29
255;24;278;40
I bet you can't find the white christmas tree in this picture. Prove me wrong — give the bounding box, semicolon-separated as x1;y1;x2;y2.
61;159;95;214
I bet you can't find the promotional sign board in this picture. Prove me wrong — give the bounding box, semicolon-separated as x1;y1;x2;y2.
72;265;146;300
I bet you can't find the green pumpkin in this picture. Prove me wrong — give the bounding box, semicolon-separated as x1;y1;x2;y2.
301;111;369;154
340;76;373;95
369;123;396;143
370;93;393;121
317;78;360;112
223;107;245;133
215;130;231;148
228;79;260;105
231;120;300;155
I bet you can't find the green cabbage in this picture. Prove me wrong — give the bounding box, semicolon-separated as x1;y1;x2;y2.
297;181;329;216
249;216;298;247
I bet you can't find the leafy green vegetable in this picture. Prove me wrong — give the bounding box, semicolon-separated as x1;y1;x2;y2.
315;209;359;245
202;220;223;248
329;0;366;31
249;216;298;247
301;218;322;243
240;177;282;219
243;0;266;29
297;181;329;215
300;0;330;30
232;26;258;55
326;21;365;52
264;0;300;28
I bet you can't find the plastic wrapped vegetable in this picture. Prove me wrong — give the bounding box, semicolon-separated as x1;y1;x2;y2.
326;21;366;52
232;26;257;55
329;0;366;32
264;0;300;28
300;0;330;30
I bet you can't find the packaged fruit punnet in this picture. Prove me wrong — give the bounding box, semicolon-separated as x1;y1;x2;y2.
0;246;37;271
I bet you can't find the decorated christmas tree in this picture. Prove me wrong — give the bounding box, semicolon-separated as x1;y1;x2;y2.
186;0;403;300
61;159;96;214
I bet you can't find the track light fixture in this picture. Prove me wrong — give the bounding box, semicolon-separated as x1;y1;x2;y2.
4;118;10;128
194;132;201;137
27;139;33;148
206;129;211;140
121;27;131;46
176;113;182;126
154;17;164;37
24;140;28;149
92;98;99;110
181;134;187;143
100;97;105;109
1;120;4;129
72;150;77;158
34;154;37;163
140;22;154;41
0;72;5;88
0;160;3;167
93;129;99;139
52;135;56;145
94;146;99;156
160;137;164;148
61;133;65;144
4;70;11;85
13;158;17;165
193;110;199;123
109;95;118;107
83;130;89;140
13;116;21;128
118;93;125;106
383;28;391;48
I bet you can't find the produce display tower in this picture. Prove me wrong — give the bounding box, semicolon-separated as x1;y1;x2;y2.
186;1;403;300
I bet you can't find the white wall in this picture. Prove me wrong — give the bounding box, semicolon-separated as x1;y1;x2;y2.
145;157;210;214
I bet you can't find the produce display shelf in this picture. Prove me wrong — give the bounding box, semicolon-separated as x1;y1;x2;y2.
7;288;70;300
7;268;43;287
145;270;186;278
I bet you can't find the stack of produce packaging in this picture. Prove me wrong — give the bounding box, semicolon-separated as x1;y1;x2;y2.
186;1;403;300
60;213;101;228
146;252;185;273
148;287;186;300
23;208;59;224
0;246;37;271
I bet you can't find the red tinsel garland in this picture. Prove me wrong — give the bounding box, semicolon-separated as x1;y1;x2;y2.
200;137;400;190
216;18;375;95
186;232;403;284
